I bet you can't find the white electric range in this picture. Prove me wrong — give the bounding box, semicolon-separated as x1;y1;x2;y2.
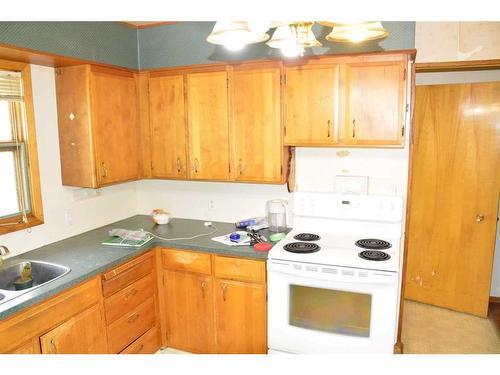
267;192;405;354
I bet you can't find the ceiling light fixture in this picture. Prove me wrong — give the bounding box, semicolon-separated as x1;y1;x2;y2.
322;22;389;43
206;21;390;55
206;21;270;51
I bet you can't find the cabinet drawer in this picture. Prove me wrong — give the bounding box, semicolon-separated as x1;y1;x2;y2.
104;273;155;324
120;325;161;354
214;256;266;283
107;297;156;353
102;253;154;297
162;248;211;275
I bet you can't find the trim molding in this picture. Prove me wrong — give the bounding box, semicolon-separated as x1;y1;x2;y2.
490;296;500;303
416;59;500;73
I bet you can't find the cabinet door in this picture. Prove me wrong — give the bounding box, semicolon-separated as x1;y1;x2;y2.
91;70;139;185
9;338;41;354
149;74;187;178
163;271;215;353
284;65;339;145
345;62;406;146
40;304;107;354
186;71;230;180
215;279;267;354
232;65;283;183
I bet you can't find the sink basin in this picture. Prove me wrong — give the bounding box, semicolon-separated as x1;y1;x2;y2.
0;260;70;305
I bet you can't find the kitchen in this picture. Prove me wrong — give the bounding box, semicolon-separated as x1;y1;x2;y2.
0;2;499;372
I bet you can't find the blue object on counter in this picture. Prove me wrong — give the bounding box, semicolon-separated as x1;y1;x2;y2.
229;232;241;242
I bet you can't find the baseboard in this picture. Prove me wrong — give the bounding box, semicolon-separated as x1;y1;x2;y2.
490;296;500;303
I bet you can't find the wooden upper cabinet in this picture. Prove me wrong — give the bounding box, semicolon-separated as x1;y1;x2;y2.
149;74;187;178
55;65;139;188
40;303;107;354
91;69;139;185
231;64;284;183
284;64;339;145
344;61;406;146
186;70;230;181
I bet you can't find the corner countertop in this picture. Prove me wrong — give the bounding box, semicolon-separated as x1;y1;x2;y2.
0;215;284;320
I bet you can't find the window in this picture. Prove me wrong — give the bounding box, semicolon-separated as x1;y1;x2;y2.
0;60;43;234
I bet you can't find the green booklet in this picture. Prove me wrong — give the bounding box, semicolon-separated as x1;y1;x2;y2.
101;235;154;248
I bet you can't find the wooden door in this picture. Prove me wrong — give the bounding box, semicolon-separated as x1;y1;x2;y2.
91;69;138;185
345;61;406;146
283;64;339;145
214;279;267;354
232;64;283;183
405;82;500;317
149;74;187;178
40;304;107;354
163;270;215;353
186;70;230;180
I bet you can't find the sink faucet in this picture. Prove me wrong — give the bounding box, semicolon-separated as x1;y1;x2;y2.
0;245;10;267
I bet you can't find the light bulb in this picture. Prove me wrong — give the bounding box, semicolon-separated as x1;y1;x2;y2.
224;42;245;51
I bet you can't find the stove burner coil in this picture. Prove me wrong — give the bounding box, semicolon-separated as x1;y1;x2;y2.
355;239;392;250
358;250;391;261
283;242;321;254
293;233;321;241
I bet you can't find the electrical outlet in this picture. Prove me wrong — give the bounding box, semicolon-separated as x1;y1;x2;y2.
208;199;216;211
64;209;74;226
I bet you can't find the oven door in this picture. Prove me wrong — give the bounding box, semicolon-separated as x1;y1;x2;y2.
267;260;399;354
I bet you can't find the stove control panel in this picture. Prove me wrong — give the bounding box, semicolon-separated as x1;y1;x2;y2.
293;192;403;223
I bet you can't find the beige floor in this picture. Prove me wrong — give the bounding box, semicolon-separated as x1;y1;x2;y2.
402;299;500;354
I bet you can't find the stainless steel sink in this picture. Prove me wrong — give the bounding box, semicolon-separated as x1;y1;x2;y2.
0;260;71;305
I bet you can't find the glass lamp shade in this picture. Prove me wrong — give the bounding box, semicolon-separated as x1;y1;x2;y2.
325;22;389;43
206;21;270;49
266;22;321;56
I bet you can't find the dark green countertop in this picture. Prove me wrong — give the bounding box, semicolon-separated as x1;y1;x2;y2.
0;215;281;320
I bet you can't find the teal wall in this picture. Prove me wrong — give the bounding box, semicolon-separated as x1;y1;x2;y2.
0;22;139;69
0;22;415;70
138;22;415;69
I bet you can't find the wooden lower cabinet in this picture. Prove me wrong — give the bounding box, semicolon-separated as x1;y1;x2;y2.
160;248;267;354
40;303;107;354
214;279;267;354
120;325;161;354
163;270;215;353
9;338;41;354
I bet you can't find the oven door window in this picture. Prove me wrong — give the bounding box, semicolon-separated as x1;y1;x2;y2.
289;285;371;337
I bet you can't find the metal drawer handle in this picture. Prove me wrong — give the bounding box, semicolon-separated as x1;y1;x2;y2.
238;159;244;175
194;158;199;174
127;313;139;324
101;162;108;178
50;339;57;354
137;344;144;352
352;119;356;138
222;284;228;302
201;281;206;298
125;288;138;299
176;157;182;173
327;120;331;138
476;214;485;222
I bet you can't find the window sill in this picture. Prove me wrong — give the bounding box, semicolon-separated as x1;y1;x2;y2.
0;214;44;235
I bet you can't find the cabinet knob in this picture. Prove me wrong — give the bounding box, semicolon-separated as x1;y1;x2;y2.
127;313;139;324
476;214;485;223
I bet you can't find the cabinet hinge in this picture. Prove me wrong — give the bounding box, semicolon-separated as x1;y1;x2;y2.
228;163;231;173
403;68;407;81
226;78;229;88
401;125;405;137
280;165;283;176
284;126;287;136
